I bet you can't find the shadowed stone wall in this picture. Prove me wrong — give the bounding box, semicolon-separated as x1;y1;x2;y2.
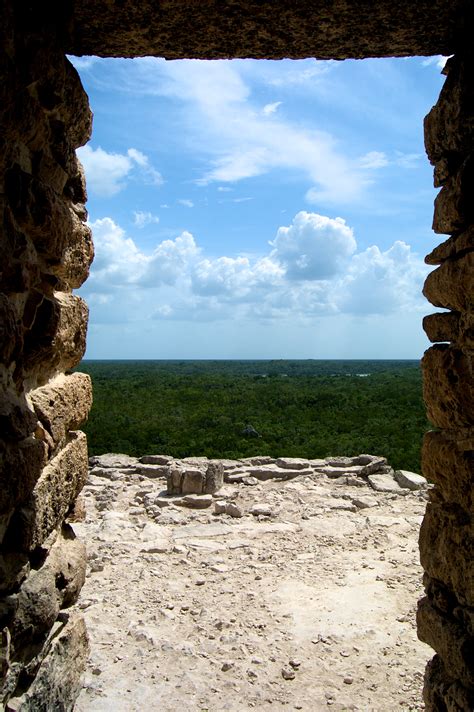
0;1;473;709
419;51;474;711
0;3;93;708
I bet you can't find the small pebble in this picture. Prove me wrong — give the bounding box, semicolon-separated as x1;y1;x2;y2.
281;667;296;680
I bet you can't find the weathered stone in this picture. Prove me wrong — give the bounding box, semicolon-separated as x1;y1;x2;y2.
275;457;310;470
424;53;474;168
0;436;49;534
422;430;473;509
423;312;460;344
367;474;403;493
422;345;474;428
0;553;30;595
6;431;89;551
8;526;86;648
425;225;474;265
89;453;138;469
203;462;224;494
423;654;474;712
139;454;173;466
394;469;427;490
419;501;473;607
69;1;465;60
181;469;205;495
417;597;474;688
22;293;89;385
179;494;213;509
9;612;89;712
134;463;169;478
423;252;474;312
29;372;92;452
432;155;474;234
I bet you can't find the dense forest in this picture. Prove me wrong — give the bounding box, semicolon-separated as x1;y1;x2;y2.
77;360;430;472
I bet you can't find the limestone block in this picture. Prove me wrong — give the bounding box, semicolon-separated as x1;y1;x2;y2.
417;597;474;688
23;292;89;384
423;252;474;312
424;54;474;167
181;469;204;495
0;436;48;538
394;469;427;490
7;431;89;551
7;612;89;712
167;462;224;495
425;225;474;265
423;654;474;712
367;473;403;492
419;502;473;607
422;430;473;509
423;312;460;344
432;156;474;234
45;210;94;290
203;461;224;494
29;373;92;452
9;526;86;645
422;345;474;429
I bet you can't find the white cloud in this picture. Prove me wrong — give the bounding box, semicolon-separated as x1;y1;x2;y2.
270;211;356;280
178;199;194;208
82;211;429;326
133;211;160;228
77;145;162;197
359;151;388;170
262;101;282;115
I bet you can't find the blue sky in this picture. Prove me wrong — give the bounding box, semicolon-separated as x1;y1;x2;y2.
70;55;447;359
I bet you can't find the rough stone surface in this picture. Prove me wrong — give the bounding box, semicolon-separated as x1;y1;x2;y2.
68;1;469;59
6;432;89;552
423;252;474;312
10;612;89;712
394;470;428;491
422;430;473;509
419;502;473;608
422;345;474;428
367;474;403;493
29;372;92;453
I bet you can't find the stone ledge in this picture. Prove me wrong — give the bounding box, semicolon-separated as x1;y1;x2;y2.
29;373;92;454
423;252;474;312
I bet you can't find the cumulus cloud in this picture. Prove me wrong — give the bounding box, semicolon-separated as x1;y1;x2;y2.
133;211;160;228
77;145;163;196
270;212;357;280
82;211;429;326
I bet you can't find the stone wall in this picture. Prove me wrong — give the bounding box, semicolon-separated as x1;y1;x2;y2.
419;51;474;711
1;2;473;710
0;3;93;708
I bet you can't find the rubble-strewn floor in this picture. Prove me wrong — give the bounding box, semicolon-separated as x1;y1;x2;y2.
73;456;431;712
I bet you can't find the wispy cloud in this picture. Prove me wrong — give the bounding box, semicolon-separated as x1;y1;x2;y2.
262;101;282;116
133;211;160;228
177;199;194;208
